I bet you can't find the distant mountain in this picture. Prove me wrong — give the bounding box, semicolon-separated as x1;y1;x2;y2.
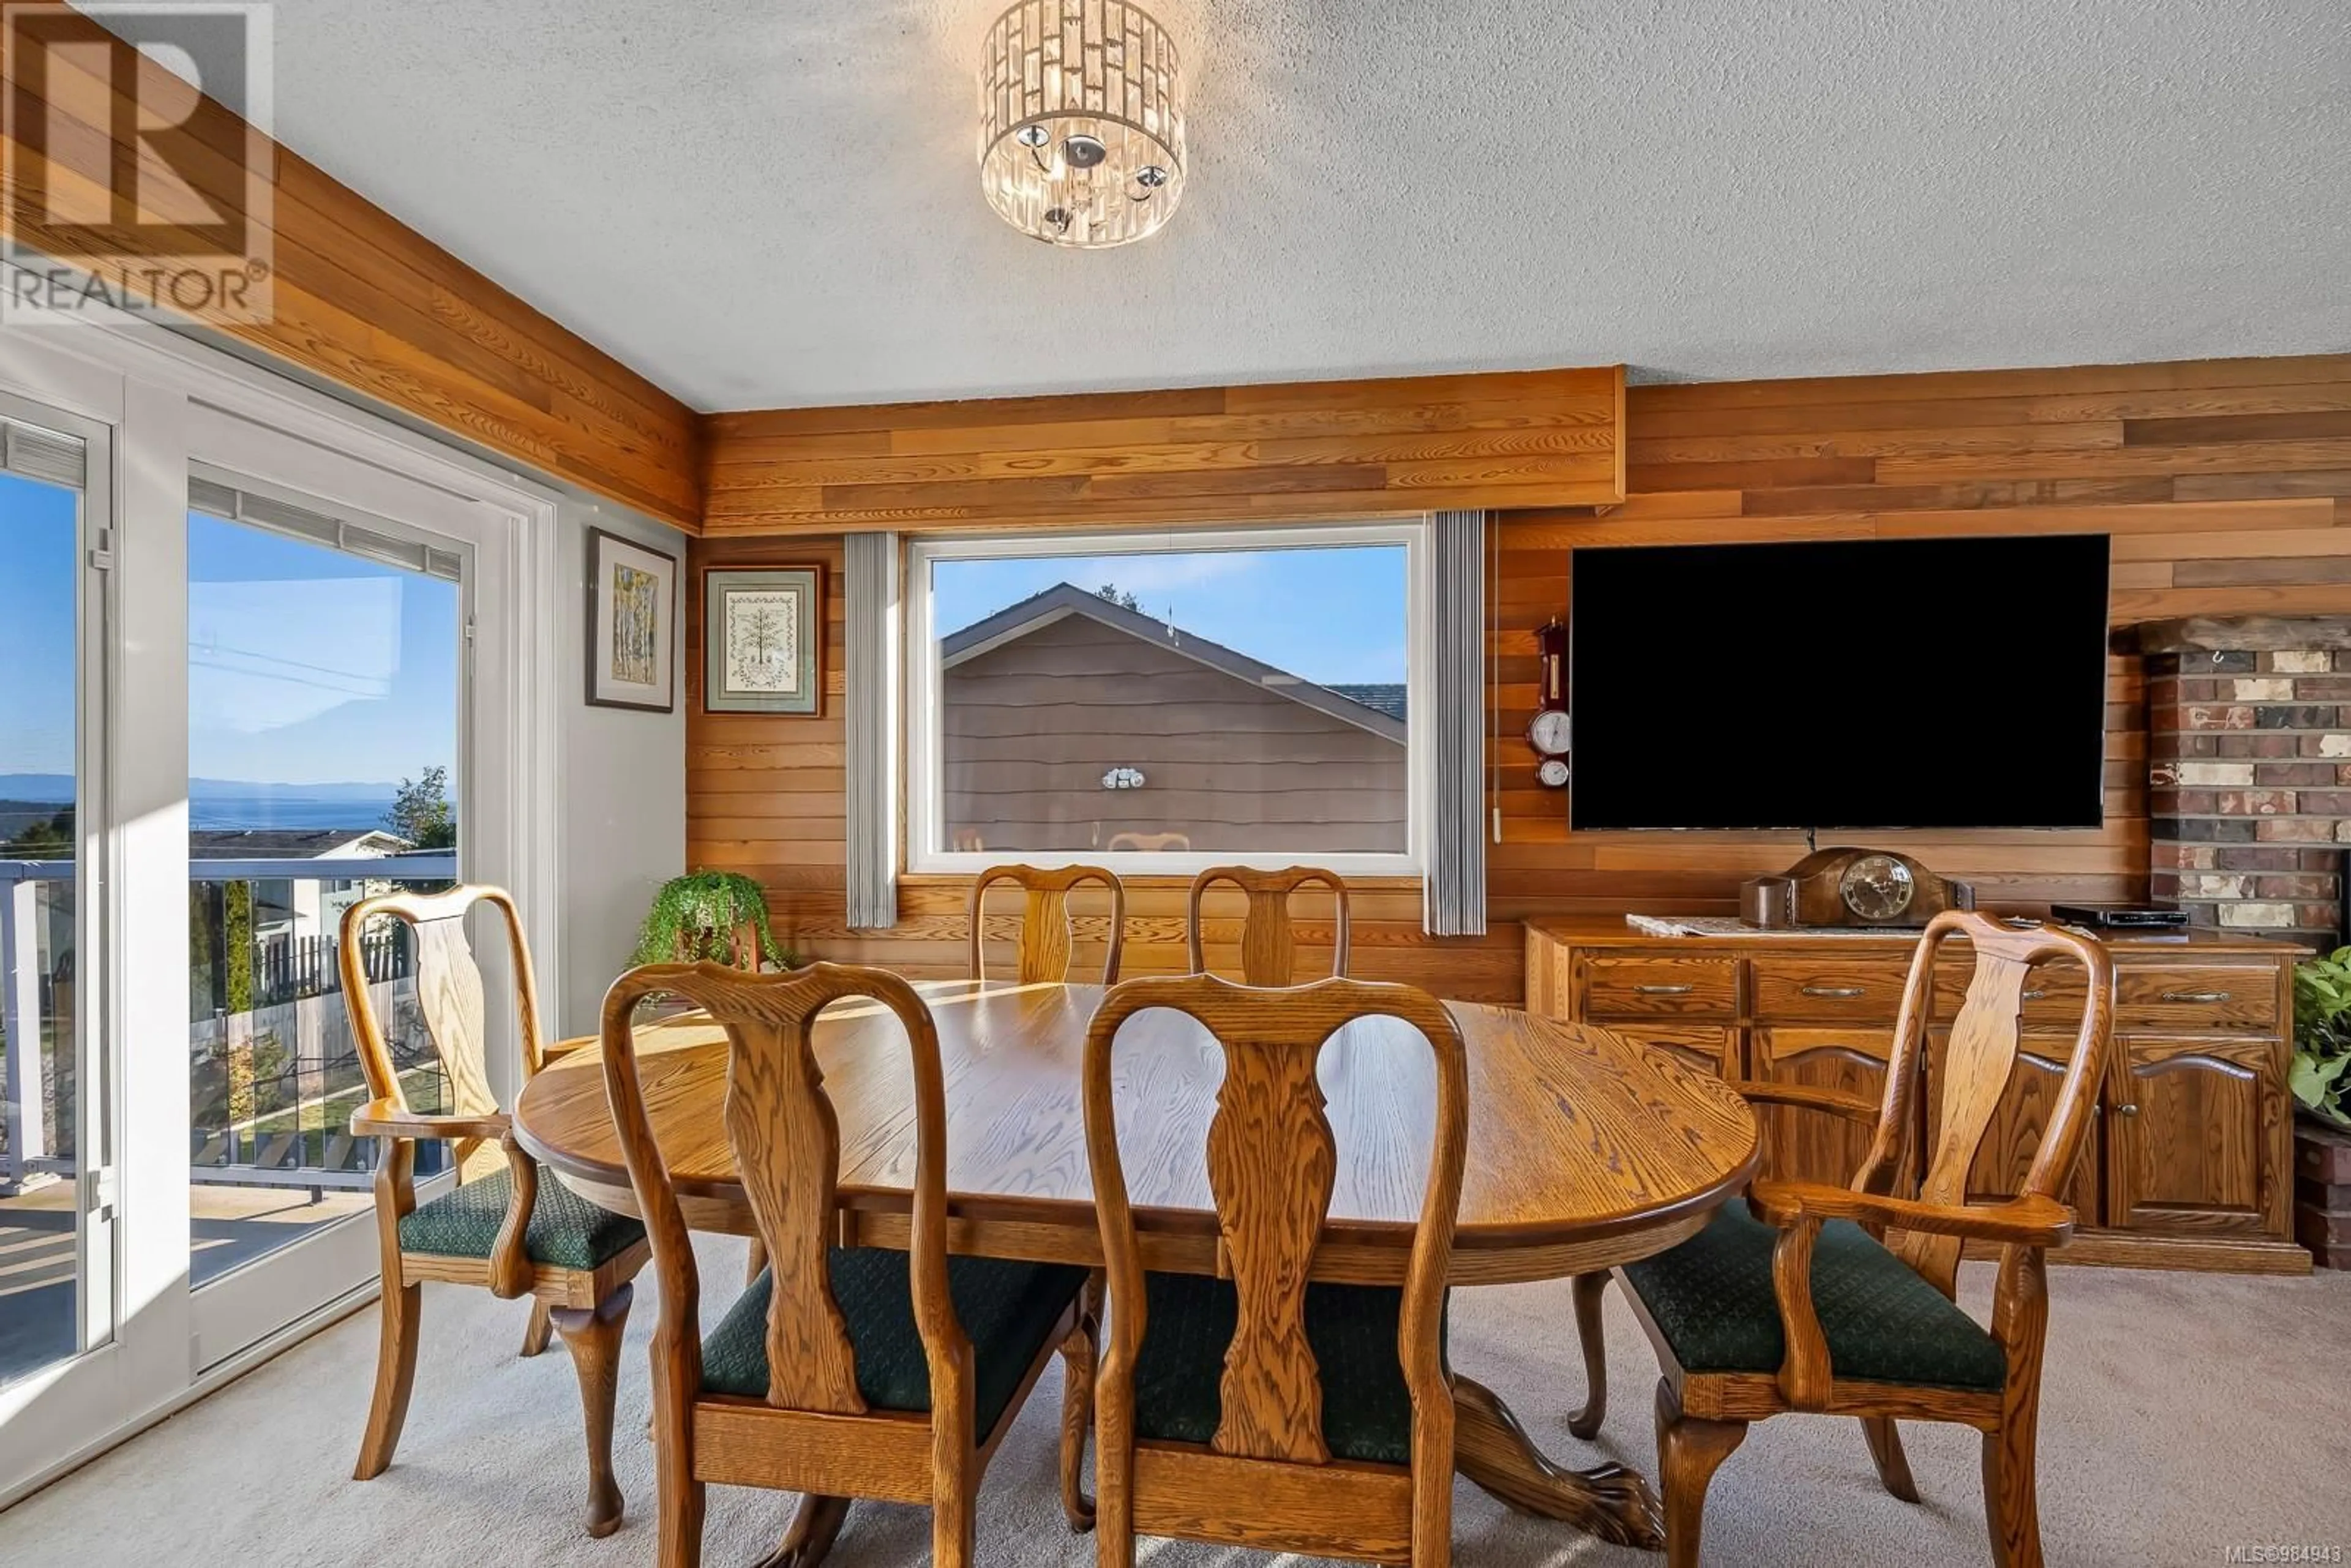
0;775;401;804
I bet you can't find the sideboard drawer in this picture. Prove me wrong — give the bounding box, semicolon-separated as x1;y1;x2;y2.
1751;955;1910;1023
1932;958;2092;1030
1577;954;1739;1018
2113;966;2279;1034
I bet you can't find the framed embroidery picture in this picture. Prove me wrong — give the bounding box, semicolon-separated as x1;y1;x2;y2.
585;528;678;712
703;566;824;716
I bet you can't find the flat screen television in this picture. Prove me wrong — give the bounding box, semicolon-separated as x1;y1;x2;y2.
1567;534;2111;831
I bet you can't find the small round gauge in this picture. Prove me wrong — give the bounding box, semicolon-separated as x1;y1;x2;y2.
1839;854;1917;922
1536;757;1570;789
1528;709;1572;758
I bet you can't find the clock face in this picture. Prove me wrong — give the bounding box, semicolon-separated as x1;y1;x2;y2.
1839;854;1917;922
1536;757;1570;788
1528;709;1572;757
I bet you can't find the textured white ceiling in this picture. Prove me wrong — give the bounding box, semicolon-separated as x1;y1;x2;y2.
244;0;2347;411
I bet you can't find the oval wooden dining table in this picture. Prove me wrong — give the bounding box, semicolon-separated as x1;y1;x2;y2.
515;977;1760;1553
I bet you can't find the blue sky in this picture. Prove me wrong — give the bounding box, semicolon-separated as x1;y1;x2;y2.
931;543;1408;686
1;475;458;787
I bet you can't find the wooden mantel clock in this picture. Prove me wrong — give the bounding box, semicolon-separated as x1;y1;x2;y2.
1743;847;1975;929
1528;618;1570;789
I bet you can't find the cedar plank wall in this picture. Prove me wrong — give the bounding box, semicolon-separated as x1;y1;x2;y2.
692;353;2351;1005
1;15;698;527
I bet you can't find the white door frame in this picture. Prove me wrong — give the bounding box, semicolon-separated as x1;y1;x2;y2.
0;291;566;1504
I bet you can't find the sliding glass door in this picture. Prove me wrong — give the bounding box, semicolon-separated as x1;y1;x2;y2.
0;397;115;1415
182;471;472;1367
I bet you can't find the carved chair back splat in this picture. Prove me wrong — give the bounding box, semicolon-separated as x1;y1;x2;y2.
1185;866;1352;986
1082;973;1471;1567
969;864;1127;986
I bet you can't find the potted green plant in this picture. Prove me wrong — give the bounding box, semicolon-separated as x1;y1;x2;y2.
631;870;796;971
2292;945;2351;1127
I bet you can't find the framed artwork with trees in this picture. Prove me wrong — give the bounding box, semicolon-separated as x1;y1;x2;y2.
702;565;823;715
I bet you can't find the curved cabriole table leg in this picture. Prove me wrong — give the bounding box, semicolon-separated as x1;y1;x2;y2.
1453;1374;1666;1551
750;1493;851;1568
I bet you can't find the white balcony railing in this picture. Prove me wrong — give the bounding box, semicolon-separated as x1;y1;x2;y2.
0;853;459;1196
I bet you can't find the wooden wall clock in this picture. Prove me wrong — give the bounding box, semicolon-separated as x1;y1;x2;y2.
1529;618;1570;789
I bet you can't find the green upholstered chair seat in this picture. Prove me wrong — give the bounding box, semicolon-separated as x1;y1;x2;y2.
396;1166;646;1272
1130;1270;1435;1467
702;1249;1089;1442
1621;1198;2006;1394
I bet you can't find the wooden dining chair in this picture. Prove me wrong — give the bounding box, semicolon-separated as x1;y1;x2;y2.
1569;912;2115;1567
599;959;1100;1568
1082;973;1471;1567
969;863;1126;985
1184;865;1351;985
341;884;650;1539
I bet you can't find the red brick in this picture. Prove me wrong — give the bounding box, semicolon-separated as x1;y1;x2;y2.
2188;705;2258;731
2215;846;2308;871
2338;650;2351;672
2154;843;2219;870
2294;677;2351;701
2257;817;2339;841
2150;787;2221;816
2216;733;2298;758
2299;902;2343;928
2258;875;2340;899
2150;871;2181;899
2341;763;2351;786
2300;789;2351;814
2256;763;2338;787
2301;733;2351;756
2218;789;2296;815
2303;849;2349;871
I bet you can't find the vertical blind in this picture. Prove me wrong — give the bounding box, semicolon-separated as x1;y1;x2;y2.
1424;510;1488;935
844;531;901;930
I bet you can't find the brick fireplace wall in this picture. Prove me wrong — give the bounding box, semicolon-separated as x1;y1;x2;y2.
2149;640;2351;950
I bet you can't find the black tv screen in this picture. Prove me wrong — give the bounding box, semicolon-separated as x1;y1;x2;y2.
1567;535;2111;831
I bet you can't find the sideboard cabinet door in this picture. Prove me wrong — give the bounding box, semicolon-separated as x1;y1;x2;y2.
2105;1035;2290;1239
1750;1026;1900;1188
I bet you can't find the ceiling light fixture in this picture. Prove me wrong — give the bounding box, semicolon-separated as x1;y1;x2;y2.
979;0;1186;248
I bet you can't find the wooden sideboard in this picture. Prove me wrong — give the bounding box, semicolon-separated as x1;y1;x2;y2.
1524;916;2311;1275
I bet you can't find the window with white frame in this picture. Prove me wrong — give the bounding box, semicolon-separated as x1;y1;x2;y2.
906;522;1430;874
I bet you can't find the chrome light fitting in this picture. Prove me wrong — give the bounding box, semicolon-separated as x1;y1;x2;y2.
978;0;1187;247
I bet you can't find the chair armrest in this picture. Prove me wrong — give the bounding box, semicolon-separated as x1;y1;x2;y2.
541;1035;596;1060
1722;1079;1881;1125
1748;1179;2075;1247
349;1097;512;1142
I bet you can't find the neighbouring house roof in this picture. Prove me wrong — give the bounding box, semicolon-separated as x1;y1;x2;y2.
1328;684;1407;723
191;829;411;860
941;582;1408;743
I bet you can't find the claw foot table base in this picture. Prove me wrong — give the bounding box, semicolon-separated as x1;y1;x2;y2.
1454;1375;1666;1551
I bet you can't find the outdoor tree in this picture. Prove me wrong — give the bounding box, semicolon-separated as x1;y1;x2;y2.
384;765;456;849
2;805;73;860
1095;583;1142;610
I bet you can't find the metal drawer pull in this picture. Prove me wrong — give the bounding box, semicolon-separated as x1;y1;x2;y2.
1801;985;1866;999
1632;983;1695;995
2022;989;2048;1001
2115;1103;2142;1117
2160;989;2230;1005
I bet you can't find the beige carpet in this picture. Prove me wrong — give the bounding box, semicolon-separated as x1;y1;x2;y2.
5;1233;2345;1567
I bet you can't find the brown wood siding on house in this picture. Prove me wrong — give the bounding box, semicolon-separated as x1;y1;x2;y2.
687;353;2351;1006
942;613;1407;856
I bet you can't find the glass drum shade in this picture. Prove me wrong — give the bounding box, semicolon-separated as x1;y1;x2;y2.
979;0;1186;247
